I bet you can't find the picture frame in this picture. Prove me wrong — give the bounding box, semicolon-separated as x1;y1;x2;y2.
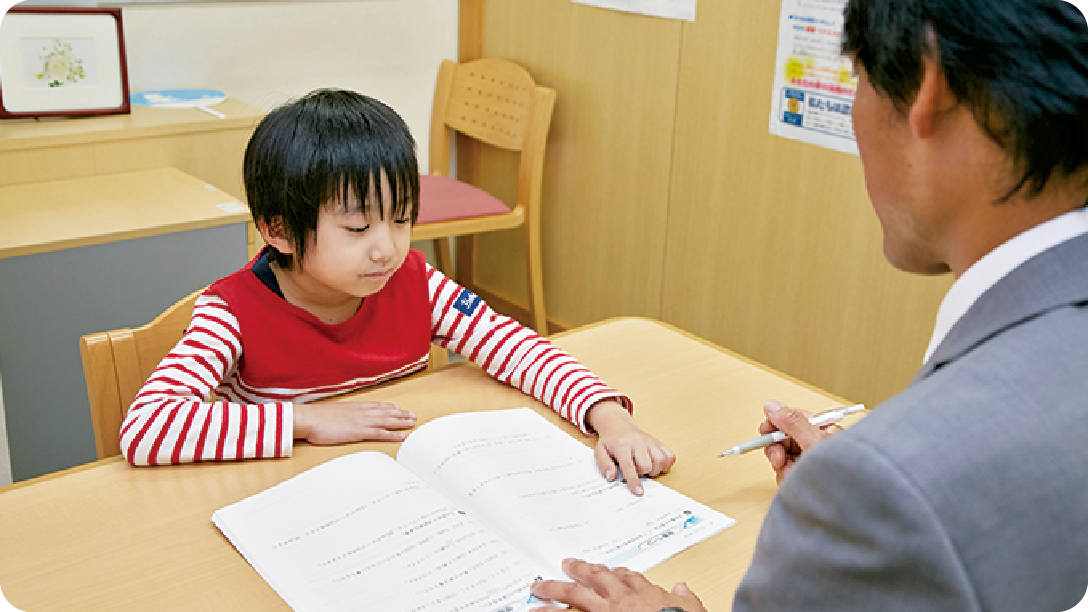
0;6;130;119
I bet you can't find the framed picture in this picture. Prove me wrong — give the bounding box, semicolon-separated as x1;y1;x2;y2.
0;6;130;119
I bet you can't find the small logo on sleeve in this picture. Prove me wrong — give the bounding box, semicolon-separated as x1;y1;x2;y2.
453;288;482;316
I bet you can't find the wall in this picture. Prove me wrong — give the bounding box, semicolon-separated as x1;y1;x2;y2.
4;0;457;171
468;2;682;324
116;0;458;173
470;0;952;409
114;0;456;261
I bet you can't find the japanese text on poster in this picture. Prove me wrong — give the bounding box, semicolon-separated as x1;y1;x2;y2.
768;0;858;155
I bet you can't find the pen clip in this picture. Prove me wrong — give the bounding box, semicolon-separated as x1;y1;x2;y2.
811;404;853;418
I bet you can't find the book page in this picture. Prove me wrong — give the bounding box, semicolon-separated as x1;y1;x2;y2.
396;408;735;575
213;452;547;612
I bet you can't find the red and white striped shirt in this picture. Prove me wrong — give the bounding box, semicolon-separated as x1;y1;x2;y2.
120;249;630;466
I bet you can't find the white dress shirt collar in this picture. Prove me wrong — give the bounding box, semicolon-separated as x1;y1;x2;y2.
923;205;1088;364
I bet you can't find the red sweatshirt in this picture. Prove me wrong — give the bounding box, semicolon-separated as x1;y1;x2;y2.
120;249;630;466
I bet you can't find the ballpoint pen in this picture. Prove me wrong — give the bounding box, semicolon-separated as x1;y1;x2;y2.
718;404;866;457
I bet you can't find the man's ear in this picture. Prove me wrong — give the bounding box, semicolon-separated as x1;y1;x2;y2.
257;217;294;254
909;53;957;140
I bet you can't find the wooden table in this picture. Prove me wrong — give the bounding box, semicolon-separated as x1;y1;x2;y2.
0;318;852;611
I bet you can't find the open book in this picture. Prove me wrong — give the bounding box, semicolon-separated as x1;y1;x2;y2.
213;408;734;612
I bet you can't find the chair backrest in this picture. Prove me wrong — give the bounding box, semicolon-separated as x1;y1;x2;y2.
79;288;203;459
429;58;557;216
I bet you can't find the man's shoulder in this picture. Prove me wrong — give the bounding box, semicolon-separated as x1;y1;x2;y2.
813;275;1088;524
852;297;1088;454
807;294;1088;601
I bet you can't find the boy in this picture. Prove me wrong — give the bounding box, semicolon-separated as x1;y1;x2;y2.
120;89;674;495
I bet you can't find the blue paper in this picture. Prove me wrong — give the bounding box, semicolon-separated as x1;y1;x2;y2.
130;88;227;108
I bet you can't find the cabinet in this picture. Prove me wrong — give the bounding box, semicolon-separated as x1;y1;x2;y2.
0;169;250;480
0;101;261;481
0;98;264;257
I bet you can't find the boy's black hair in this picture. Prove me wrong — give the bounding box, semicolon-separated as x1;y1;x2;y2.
244;89;419;268
843;0;1088;197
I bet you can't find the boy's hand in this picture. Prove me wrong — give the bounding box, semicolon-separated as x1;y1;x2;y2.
293;401;416;445
586;400;676;496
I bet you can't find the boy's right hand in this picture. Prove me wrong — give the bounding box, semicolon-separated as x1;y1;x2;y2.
293;401;416;445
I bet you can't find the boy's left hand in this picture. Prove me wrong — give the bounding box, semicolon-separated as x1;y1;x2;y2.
586;400;675;495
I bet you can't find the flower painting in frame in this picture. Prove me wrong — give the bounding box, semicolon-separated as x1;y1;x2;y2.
0;6;130;119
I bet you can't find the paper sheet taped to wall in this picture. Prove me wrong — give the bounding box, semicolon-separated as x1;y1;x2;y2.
572;0;696;22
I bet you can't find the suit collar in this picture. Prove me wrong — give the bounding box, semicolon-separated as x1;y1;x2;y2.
912;232;1088;383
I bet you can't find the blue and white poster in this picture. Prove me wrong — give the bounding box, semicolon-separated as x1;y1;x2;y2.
768;0;858;155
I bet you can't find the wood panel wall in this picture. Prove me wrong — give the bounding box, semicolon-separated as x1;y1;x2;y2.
470;1;682;326
464;0;953;408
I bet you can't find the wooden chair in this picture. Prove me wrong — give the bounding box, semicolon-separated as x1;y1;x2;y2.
412;58;557;334
80;288;454;458
79;288;204;459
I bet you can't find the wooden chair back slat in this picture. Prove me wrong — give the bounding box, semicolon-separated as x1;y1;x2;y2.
79;288;202;459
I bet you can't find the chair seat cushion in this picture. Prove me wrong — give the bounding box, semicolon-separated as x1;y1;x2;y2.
416;174;511;225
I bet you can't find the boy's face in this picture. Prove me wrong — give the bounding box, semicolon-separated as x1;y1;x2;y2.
300;175;413;300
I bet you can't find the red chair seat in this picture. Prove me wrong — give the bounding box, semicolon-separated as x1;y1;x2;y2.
416;174;510;225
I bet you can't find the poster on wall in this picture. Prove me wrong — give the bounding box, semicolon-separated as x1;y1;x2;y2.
572;0;696;22
768;0;858;155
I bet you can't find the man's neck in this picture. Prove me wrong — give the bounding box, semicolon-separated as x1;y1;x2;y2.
947;185;1088;279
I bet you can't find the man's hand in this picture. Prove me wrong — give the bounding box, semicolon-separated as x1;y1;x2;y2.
293;401;416;445
531;558;707;612
760;399;842;484
586;401;676;495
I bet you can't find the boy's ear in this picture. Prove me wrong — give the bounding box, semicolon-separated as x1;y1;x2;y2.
257;217;295;254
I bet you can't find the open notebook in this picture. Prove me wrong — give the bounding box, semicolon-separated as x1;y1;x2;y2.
213;408;734;612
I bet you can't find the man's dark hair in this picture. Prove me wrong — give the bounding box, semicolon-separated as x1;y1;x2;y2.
243;89;419;268
843;0;1088;197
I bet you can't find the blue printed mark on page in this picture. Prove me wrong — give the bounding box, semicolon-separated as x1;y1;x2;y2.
600;509;702;568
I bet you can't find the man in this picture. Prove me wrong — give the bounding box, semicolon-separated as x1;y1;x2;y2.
531;0;1088;610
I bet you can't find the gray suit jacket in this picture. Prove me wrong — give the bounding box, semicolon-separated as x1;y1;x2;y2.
733;232;1088;612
